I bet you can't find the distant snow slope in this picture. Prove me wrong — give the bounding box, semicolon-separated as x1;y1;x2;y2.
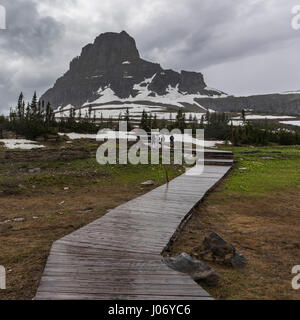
280;91;300;95
232;115;295;120
279;120;300;127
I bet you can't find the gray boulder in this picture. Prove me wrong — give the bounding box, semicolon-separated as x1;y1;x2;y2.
141;180;155;186
164;252;220;286
28;167;41;173
228;252;248;268
198;232;247;267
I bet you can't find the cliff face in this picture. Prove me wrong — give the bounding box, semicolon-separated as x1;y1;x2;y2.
41;31;224;110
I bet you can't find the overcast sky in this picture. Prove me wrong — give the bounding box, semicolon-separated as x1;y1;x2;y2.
0;0;299;113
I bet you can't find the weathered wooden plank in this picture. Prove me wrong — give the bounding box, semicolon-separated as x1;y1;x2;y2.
36;292;213;300
36;157;232;300
37;282;208;296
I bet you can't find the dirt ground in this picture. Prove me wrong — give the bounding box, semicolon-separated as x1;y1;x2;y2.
167;185;300;300
0;153;183;300
0;184;151;300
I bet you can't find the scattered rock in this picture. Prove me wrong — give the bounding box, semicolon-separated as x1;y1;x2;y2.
13;217;25;222
64;187;69;190
164;252;220;286
198;232;236;262
197;232;247;268
28;167;41;173
141;180;155;186
59;201;65;205
32;216;39;220
192;270;220;286
78;208;93;214
229;252;248;268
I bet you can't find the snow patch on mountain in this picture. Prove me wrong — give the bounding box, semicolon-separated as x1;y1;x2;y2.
280;90;300;95
82;75;224;112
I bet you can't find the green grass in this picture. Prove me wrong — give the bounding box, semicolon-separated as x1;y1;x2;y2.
0;157;184;190
219;145;300;196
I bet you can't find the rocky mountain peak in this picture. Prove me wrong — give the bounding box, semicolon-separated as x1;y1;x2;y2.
69;31;140;75
41;31;226;110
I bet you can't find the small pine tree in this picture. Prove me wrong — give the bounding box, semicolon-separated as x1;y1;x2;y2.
30;92;38;119
242;109;246;123
152;114;158;130
17;92;24;120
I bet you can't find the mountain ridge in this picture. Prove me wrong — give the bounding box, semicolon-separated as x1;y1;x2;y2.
41;31;300;116
41;31;226;112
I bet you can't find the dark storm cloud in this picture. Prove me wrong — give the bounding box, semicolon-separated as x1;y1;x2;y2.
134;0;299;71
0;0;299;111
1;0;63;56
0;0;64;112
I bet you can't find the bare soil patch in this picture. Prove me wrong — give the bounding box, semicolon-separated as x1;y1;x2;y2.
167;186;300;300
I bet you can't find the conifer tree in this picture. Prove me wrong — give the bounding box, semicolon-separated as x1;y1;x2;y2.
30;92;38;119
152;113;158;130
206;110;211;125
140;110;148;131
124;108;132;131
242;109;246;123
17;92;24;120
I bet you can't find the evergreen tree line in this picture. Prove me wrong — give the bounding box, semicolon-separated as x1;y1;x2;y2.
139;108;300;146
3;92;57;139
231;122;300;146
0;93;102;138
1;93;299;146
139;109;202;133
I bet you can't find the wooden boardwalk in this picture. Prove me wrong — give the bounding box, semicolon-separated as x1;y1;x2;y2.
36;151;233;300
